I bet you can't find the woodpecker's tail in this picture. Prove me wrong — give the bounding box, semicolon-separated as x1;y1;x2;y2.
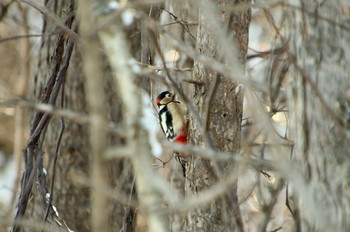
175;153;187;177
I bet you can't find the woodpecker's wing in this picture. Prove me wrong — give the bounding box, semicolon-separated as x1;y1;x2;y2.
158;104;176;140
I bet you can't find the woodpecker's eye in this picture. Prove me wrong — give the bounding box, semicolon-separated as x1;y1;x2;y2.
166;93;171;98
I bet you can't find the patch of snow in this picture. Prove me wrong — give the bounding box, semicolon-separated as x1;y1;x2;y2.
235;84;244;95
0;151;17;208
128;58;141;74
122;9;135;26
108;1;119;10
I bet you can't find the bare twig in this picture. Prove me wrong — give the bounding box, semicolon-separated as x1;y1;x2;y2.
182;78;203;85
0;33;52;43
161;8;197;41
1;98;125;136
286;3;350;31
19;0;79;41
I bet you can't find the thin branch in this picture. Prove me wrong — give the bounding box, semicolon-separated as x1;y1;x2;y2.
19;0;79;41
286;3;350;31
161;8;197;41
0;33;52;43
0;99;124;136
182;78;204;85
247;42;289;60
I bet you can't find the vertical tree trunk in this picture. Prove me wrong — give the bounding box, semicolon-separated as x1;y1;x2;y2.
13;0;135;231
286;0;350;231
186;0;250;231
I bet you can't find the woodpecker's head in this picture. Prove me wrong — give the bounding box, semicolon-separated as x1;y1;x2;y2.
156;91;175;107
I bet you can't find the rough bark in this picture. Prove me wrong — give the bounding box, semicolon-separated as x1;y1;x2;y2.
13;0;135;231
186;0;250;231
286;0;350;231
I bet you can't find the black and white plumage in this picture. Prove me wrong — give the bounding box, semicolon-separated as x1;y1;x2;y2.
156;91;186;142
156;90;188;176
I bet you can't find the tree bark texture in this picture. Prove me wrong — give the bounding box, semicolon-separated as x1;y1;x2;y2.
286;0;350;231
186;0;250;231
13;0;135;231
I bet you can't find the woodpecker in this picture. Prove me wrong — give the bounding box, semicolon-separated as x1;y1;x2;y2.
156;90;188;175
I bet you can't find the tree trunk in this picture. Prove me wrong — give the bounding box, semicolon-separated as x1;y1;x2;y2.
286;0;350;230
186;0;250;231
12;0;135;231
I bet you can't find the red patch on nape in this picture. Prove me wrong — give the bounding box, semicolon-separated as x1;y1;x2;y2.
156;98;161;105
